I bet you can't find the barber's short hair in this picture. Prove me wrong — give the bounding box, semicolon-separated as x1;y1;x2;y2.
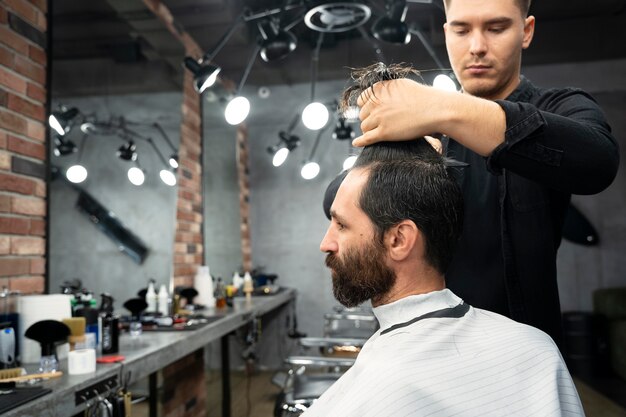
354;142;463;274
444;0;532;17
340;63;463;274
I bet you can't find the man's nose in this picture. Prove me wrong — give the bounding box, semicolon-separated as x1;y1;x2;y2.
320;227;338;253
469;31;488;56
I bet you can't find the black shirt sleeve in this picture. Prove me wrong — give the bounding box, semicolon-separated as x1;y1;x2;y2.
487;88;619;195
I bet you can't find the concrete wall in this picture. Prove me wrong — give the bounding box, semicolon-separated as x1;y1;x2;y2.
49;92;180;307
200;59;626;342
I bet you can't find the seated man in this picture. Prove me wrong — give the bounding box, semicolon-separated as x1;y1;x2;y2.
305;137;583;416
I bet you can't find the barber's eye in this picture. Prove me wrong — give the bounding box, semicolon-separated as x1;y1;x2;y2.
488;27;505;33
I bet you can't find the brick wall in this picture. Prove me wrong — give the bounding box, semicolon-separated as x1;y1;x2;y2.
173;70;203;288
236;125;252;272
0;0;47;294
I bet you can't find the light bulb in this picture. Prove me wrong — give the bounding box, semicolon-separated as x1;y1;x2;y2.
168;156;178;169
66;164;87;183
301;161;320;180
343;105;360;122
49;115;65;136
225;96;250;125
302;102;329;130
343;155;357;170
433;74;457;92
128;167;145;186
272;147;289;167
160;169;177;186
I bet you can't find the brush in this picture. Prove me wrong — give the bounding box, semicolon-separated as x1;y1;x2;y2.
0;367;25;380
0;371;63;382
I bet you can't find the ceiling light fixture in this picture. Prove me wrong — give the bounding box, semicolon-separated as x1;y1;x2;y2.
53;136;77;156
49;107;79;136
372;0;411;45
127;166;145;186
65;134;89;184
258;19;297;62
224;43;261;125
332;117;355;140
268;114;301;167
301;117;333;180
302;33;329;130
116;140;137;161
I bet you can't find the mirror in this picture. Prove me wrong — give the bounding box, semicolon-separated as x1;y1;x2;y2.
47;1;182;306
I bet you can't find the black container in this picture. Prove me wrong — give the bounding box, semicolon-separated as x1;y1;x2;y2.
562;311;609;378
101;315;119;354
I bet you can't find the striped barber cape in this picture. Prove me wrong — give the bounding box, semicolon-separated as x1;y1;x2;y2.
302;289;584;417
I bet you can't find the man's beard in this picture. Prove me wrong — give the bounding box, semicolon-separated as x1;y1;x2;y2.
325;241;396;307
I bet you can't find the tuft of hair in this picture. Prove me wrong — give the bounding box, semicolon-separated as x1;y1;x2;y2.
340;63;421;115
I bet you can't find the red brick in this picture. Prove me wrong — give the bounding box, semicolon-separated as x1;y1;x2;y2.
0;172;35;194
9;275;44;293
11;195;44;215
0;67;28;94
29;217;44;235
14;55;45;85
0;194;10;212
7;134;45;159
7;92;44;121
4;0;39;26
0;150;10;170
0;45;14;68
27;0;47;13
26;82;45;103
29;256;44;274
35;9;45;31
0;26;29;55
0;236;9;254
0;215;29;234
0;257;29;276
0;131;6;149
10;235;44;254
33;179;44;197
0;109;28;135
0;7;8;24
25;119;44;141
28;44;45;66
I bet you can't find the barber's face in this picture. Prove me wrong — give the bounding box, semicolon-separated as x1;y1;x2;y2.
444;0;535;100
320;169;396;307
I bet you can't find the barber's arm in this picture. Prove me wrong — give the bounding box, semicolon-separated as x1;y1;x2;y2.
356;79;619;195
489;90;619;195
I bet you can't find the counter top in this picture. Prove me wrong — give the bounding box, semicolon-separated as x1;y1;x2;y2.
4;289;295;417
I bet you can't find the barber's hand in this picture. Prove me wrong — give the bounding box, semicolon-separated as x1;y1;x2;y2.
354;79;442;147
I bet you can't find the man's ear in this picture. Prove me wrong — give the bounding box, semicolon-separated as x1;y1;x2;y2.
522;16;535;49
384;220;421;262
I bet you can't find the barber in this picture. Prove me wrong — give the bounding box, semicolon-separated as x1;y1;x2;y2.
354;0;619;345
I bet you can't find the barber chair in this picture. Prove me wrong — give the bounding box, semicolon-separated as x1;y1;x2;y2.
274;307;378;416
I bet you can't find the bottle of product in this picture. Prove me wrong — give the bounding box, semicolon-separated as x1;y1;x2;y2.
243;272;254;301
146;281;157;313
232;272;244;291
99;293;119;354
214;278;226;309
194;266;215;308
158;285;169;316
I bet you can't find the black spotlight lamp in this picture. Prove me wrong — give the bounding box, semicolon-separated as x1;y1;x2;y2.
53;136;77;156
117;140;137;161
183;11;246;94
258;19;297;62
184;57;221;94
49;107;79;136
372;0;411;45
332;118;355;140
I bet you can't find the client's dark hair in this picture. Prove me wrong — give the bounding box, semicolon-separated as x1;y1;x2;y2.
341;63;463;274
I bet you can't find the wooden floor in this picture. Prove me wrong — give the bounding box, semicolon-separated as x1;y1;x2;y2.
134;370;626;417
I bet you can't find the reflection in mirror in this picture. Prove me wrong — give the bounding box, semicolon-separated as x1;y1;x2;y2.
48;94;181;305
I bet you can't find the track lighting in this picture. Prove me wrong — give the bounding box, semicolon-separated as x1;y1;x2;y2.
159;169;177;187
301;161;320;180
117;141;137;161
66;164;88;184
258;19;297;62
127;166;145;186
268;130;300;167
183;57;221;94
53;136;77;156
49;107;79;136
343;155;358;170
372;0;411;45
168;154;179;169
332;118;355;140
302;33;329;131
225;96;251;125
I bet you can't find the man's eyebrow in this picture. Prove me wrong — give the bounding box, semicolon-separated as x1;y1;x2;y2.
448;17;513;26
330;209;348;225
